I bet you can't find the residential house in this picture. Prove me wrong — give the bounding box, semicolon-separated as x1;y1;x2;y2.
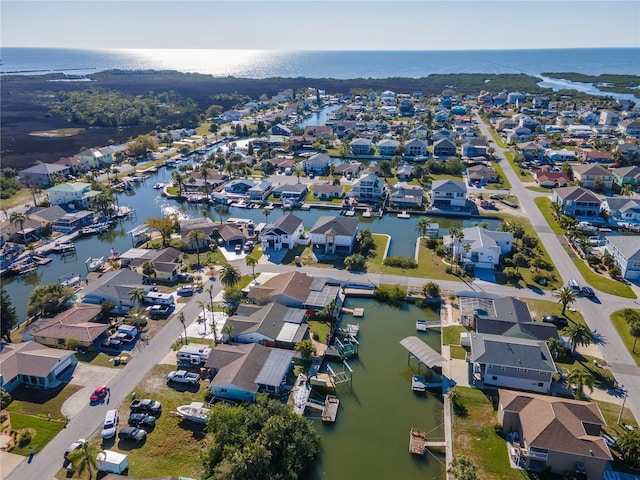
47;182;100;208
518;142;545;161
468;333;557;393
247;271;344;311
433;139;457;158
211;224;248;250
572;164;613;190
433;109;449;125
260;213;304;251
19;163;70;187
225;303;308;349
22;304;109;349
389;183;424;209
126;247;183;283
495;117;517;131
349;173;386;202
546;149;576;162
0;208;61;244
430;179;467;208
552;186;602;217
616;142;640;162
301;153;331;174
466;164;497;186
581;111;599;125
78;269;149;314
404;138;427;157
443;226;513;269
310;216;359;254
312;182;345;200
27;205;93;233
247;181;273;202
599;109;620;126
333;162;361;178
179;217;218;250
54;156;90;175
376;139;399;156
611;166;640;192
498;389;612;479
396;163;414;181
506;127;532;144
582;150;614;164
269;124;292;136
408;125;428;140
225;179;256;195
205;343;294;401
601;197;640;224
620;118;640;137
0;341;78;393
76;145;125;168
271;183;308;203
605;235;640;280
432;128;454;142
350;138;372;155
380;90;395;103
507;92;525;104
304;125;333;139
461;139;488;158
534;172;571;188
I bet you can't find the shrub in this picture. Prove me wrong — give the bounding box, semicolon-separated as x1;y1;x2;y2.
374;285;406;306
425;238;438;249
383;256;418;269
344;253;366;271
435;245;446;257
18;431;32;447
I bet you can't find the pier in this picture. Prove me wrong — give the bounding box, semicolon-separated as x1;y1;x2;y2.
321;395;339;423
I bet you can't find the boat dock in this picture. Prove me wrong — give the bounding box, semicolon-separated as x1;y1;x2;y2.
321;395;339;423
292;374;312;416
341;307;364;317
409;428;446;455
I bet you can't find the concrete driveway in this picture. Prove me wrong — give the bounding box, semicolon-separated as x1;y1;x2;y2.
61;363;119;419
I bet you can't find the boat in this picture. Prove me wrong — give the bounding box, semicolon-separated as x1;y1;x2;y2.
576;221;597;233
10;261;38;275
153;182;165;189
397;210;411;219
59;273;81;287
598;227;612;233
86;256;105;272
363;208;371;218
82;222;110;235
411;375;427;392
53;242;76;253
416;320;427;332
176;402;211;424
32;255;52;265
338;323;360;338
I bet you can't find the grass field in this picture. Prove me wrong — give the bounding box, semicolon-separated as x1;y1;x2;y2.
610;310;640;367
572;259;637;299
533;196;565;234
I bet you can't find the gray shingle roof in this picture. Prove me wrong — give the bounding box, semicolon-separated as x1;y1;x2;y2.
310;216;359;237
469;333;556;373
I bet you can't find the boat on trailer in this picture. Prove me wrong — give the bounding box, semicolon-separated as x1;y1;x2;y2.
176;402;211;424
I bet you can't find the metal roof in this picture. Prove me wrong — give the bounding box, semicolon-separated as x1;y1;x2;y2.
305;285;340;309
399;336;445;368
255;349;294;387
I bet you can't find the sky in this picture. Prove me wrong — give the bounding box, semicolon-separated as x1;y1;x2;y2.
1;0;639;51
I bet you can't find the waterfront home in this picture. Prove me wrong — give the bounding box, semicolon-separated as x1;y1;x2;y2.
260;213;304;251
604;235;640;280
76;145;126;168
611;166;640;192
619;118;640;138
333;161;361;178
126;247;183;283
312;182;345;200
468;333;557;393
443;226;513;269
225;179;256;195
301;153;331;174
0;213;50;244
461;139;488;158
376;139;400;156
248;181;273;202
179;217;218;250
350;138;372;155
304;125;333;139
389;183;424;209
433;139;458;158
211;224;249;251
466;164;497;186
572;164;613;190
498;389;612;479
54;156;90;175
248;271;344;311
534;171;570;188
25;205;93;234
599;109;620;126
430;179;467;208
205;343;294;402
517;142;545;161
310;216;359;254
78;269;149;314
552;186;601;217
226;302;308;349
601;197;640;224
21;303;109;349
271;183;308;203
47;182;100;209
349;173;386;202
0;341;78;393
269;124;292;136
19;163;71;187
404;138;428;157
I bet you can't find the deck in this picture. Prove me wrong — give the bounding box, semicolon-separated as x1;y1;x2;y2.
291;374;312;416
321;395;339;422
409;428;426;455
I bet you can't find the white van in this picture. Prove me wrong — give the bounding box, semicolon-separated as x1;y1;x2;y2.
101;409;119;439
145;292;175;306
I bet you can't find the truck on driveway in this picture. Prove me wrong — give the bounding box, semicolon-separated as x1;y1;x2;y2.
167;370;200;385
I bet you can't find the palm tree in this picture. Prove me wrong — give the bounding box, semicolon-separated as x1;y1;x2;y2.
222;323;234;343
219;263;241;288
447;227;463;273
245;255;258;279
9;212;29;244
142;261;156;279
204;285;219;343
214;204;227;224
67;442;102;480
629;320;640;353
261;207;271;224
566;323;595;354
197;300;208;335
618;429;640;469
546;337;564;360
178;312;188;344
187;229;207;266
200;163;211;196
566;368;595;400
415;218;430;244
172;170;184;196
128;287;147;307
553;286;577;316
91;190;115;216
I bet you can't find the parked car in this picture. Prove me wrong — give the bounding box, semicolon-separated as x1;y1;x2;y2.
581;286;596;298
177;272;193;282
118;426;147;443
146;304;171;319
177;285;195;296
90;386;109;403
167;370;200;384
101;409;119;439
128;413;156;429
600;433;618;449
130;398;162;415
542;315;568;328
64;439;86;460
234;244;242;254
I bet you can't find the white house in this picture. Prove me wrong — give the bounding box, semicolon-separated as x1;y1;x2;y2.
605;235;640;280
443;226;513;268
47;182;100;208
301;153;331;174
78;269;150;314
226;303;308;349
601;197;640;224
310;216;359;254
376;139;399;156
404;138;427;157
389;183;424;209
260;214;305;251
572;164;613;190
350;138;372;155
430;179;467;208
349;173;386;202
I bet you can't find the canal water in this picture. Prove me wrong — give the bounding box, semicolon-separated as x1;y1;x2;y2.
311;297;445;480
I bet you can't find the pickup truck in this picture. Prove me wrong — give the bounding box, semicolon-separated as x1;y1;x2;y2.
167;370;200;384
130;398;162;415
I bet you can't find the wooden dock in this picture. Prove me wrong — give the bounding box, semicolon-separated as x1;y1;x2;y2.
409;428;427;455
341;307;365;317
321;395;339;423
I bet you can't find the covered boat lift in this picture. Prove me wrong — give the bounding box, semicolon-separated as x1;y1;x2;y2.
399;336;445;372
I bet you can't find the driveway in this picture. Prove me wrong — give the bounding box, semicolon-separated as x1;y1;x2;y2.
61;363;119;419
473;267;496;283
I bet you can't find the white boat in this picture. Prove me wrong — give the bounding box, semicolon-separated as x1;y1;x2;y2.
153;183;165;189
398;211;411;219
86;256;105;272
338;323;360;338
59;273;81;287
176;402;211;424
416;320;427;332
576;221;596;232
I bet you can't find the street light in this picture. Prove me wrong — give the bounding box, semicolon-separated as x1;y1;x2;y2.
617;386;639;425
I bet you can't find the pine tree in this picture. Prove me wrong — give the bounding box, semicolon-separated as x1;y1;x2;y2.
1;287;19;342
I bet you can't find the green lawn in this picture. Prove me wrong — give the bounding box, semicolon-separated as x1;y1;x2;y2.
610;310;640;367
308;320;332;344
364;234;390;269
489;159;512;190
526;186;551;193
533;196;565;234
555;353;618;391
504;150;535;182
452;387;529;480
572;259;637;299
7;413;66;455
442;325;470;346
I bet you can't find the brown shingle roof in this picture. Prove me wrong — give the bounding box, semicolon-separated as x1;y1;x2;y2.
22;303;107;343
0;341;76;381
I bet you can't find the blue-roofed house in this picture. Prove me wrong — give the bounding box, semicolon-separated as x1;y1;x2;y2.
248;181;273;201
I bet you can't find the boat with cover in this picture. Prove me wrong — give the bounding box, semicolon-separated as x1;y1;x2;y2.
176;402;211;423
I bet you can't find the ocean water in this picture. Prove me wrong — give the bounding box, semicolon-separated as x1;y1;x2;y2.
1;47;639;78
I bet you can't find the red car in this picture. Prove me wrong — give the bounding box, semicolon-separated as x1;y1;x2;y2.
90;386;109;403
